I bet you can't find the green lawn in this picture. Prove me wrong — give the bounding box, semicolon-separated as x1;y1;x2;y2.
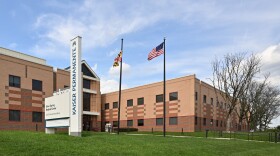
0;131;279;156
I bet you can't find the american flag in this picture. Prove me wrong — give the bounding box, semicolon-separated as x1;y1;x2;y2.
148;42;164;61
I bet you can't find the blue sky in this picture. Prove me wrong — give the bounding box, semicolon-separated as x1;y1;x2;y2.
1;0;280;126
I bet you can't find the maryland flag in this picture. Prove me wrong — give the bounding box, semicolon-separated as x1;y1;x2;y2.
113;51;122;67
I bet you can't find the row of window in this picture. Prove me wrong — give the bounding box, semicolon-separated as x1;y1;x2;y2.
9;75;43;91
109;117;178;127
105;92;178;109
195;92;228;110
195;117;226;128
9;110;42;122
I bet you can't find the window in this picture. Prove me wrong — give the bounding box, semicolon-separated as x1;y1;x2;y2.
203;118;206;126
203;95;207;103
32;112;42;122
9;110;20;121
113;102;118;108
216;120;219;127
195;116;198;125
82;64;96;78
210;119;213;126
211;98;213;105
156;118;163;126
220;121;223;127
9;75;21;88
127;120;133;127
32;79;42;91
220;102;223;109
169;117;178;125
105;103;109;110
113;121;118;127
137;97;144;105
169;92;178;101
216;101;219;107
195;92;198;101
138;119;144;126
156;94;163;103
83;79;91;89
64;85;69;88
127;99;133;107
83;93;91;111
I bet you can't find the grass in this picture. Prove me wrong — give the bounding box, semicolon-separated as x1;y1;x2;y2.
0;131;279;156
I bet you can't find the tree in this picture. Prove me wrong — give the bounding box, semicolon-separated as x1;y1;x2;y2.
259;84;280;130
211;53;261;130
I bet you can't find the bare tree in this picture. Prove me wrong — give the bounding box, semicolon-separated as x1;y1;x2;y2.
243;79;268;131
211;53;261;130
259;85;280;130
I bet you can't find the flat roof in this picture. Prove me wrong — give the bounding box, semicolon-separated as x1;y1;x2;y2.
0;47;46;65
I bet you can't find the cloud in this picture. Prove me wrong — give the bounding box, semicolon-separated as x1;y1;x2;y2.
32;0;226;54
91;63;98;71
107;48;119;57
258;44;280;86
100;78;128;94
108;62;131;78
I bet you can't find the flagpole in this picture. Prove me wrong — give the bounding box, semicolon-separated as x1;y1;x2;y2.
117;38;123;135
163;37;166;137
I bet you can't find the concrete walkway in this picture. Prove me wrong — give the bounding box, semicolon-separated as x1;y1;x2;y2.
123;133;279;144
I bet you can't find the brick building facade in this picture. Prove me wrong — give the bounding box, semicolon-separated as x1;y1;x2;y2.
0;47;246;132
101;75;247;132
0;47;101;131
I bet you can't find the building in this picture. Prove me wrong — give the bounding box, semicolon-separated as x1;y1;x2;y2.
0;47;101;131
0;47;247;132
101;75;247;132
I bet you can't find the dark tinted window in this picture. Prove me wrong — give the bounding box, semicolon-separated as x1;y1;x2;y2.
113;121;118;127
138;119;144;126
210;119;213;126
156;94;163;103
32;79;42;91
211;98;213;105
137;97;144;105
127;120;133;127
113;102;118;108
32;112;42;122
169;92;178;101
82;64;95;78
195;92;198;101
105;103;109;110
9;75;20;88
83;93;91;111
9;110;20;121
83;79;91;89
195;116;198;125
127;99;133;107
156;118;163;125
203;118;206;126
169;117;178;125
203;95;207;103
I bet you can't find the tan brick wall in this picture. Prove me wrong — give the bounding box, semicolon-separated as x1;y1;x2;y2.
0;54;53;131
101;75;196;132
0;54;102;131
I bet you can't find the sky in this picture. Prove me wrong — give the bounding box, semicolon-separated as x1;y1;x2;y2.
1;0;280;127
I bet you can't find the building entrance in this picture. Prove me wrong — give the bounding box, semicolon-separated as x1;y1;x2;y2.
83;115;92;131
